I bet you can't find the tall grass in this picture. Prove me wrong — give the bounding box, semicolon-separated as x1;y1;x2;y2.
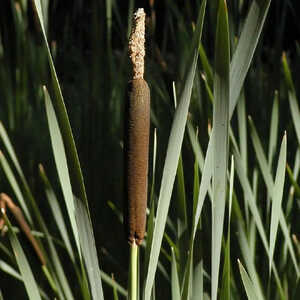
0;0;300;299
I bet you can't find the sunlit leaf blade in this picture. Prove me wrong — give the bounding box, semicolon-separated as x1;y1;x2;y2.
237;223;265;300
0;260;51;300
248;118;300;276
75;197;104;300
238;260;259;300
220;238;230;300
233;148;269;251
0;152;32;224
269;134;286;273
192;133;213;240
171;248;181;300
39;164;75;262
43;87;80;256
4;215;42;300
181;244;193;300
191;261;204;300
144;129;157;273
229;0;271;118
220;156;234;300
143;2;206;298
0;121;24;177
44;232;74;300
211;1;230;300
0;259;22;281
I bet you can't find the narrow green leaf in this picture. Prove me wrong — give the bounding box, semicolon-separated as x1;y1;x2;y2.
0;259;22;281
268;91;279;166
238;260;259;300
43;87;80;256
75;196;104;300
269;134;287;273
220;156;234;300
212;1;230;300
191;261;204;300
235;150;286;297
44;232;75;300
230;0;271;118
0;260;50;300
144;129;158;275
233;149;269;252
248;118;300;276
0;121;24;177
0;152;32;224
237;223;265;300
100;271;127;298
237;94;247;174
192;132;213;241
171;248;181;300
144;2;206;298
4;215;42;300
282;53;300;145
286;164;300;198
39;164;75;262
199;43;213;88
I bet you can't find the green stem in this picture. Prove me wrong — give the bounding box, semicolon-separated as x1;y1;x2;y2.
129;241;138;300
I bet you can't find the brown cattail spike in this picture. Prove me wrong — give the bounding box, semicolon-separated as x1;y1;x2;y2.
125;8;150;246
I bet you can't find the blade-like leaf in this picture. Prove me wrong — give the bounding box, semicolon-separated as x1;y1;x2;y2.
39;164;75;262
238;260;259;300
211;1;230;300
269;134;287;273
0;121;24;177
43;87;80;256
143;2;206;298
75;196;104;300
237;223;265;300
229;0;271;117
100;271;127;298
248;118;300;276
0;259;22;281
191;261;204;300
0;152;32;224
268;91;279;166
4;215;42;300
171;248;181;300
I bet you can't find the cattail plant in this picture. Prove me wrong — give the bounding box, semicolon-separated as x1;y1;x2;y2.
124;8;150;300
124;8;150;247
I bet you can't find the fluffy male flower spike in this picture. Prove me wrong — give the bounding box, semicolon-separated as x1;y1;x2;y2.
129;8;146;79
125;8;150;246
